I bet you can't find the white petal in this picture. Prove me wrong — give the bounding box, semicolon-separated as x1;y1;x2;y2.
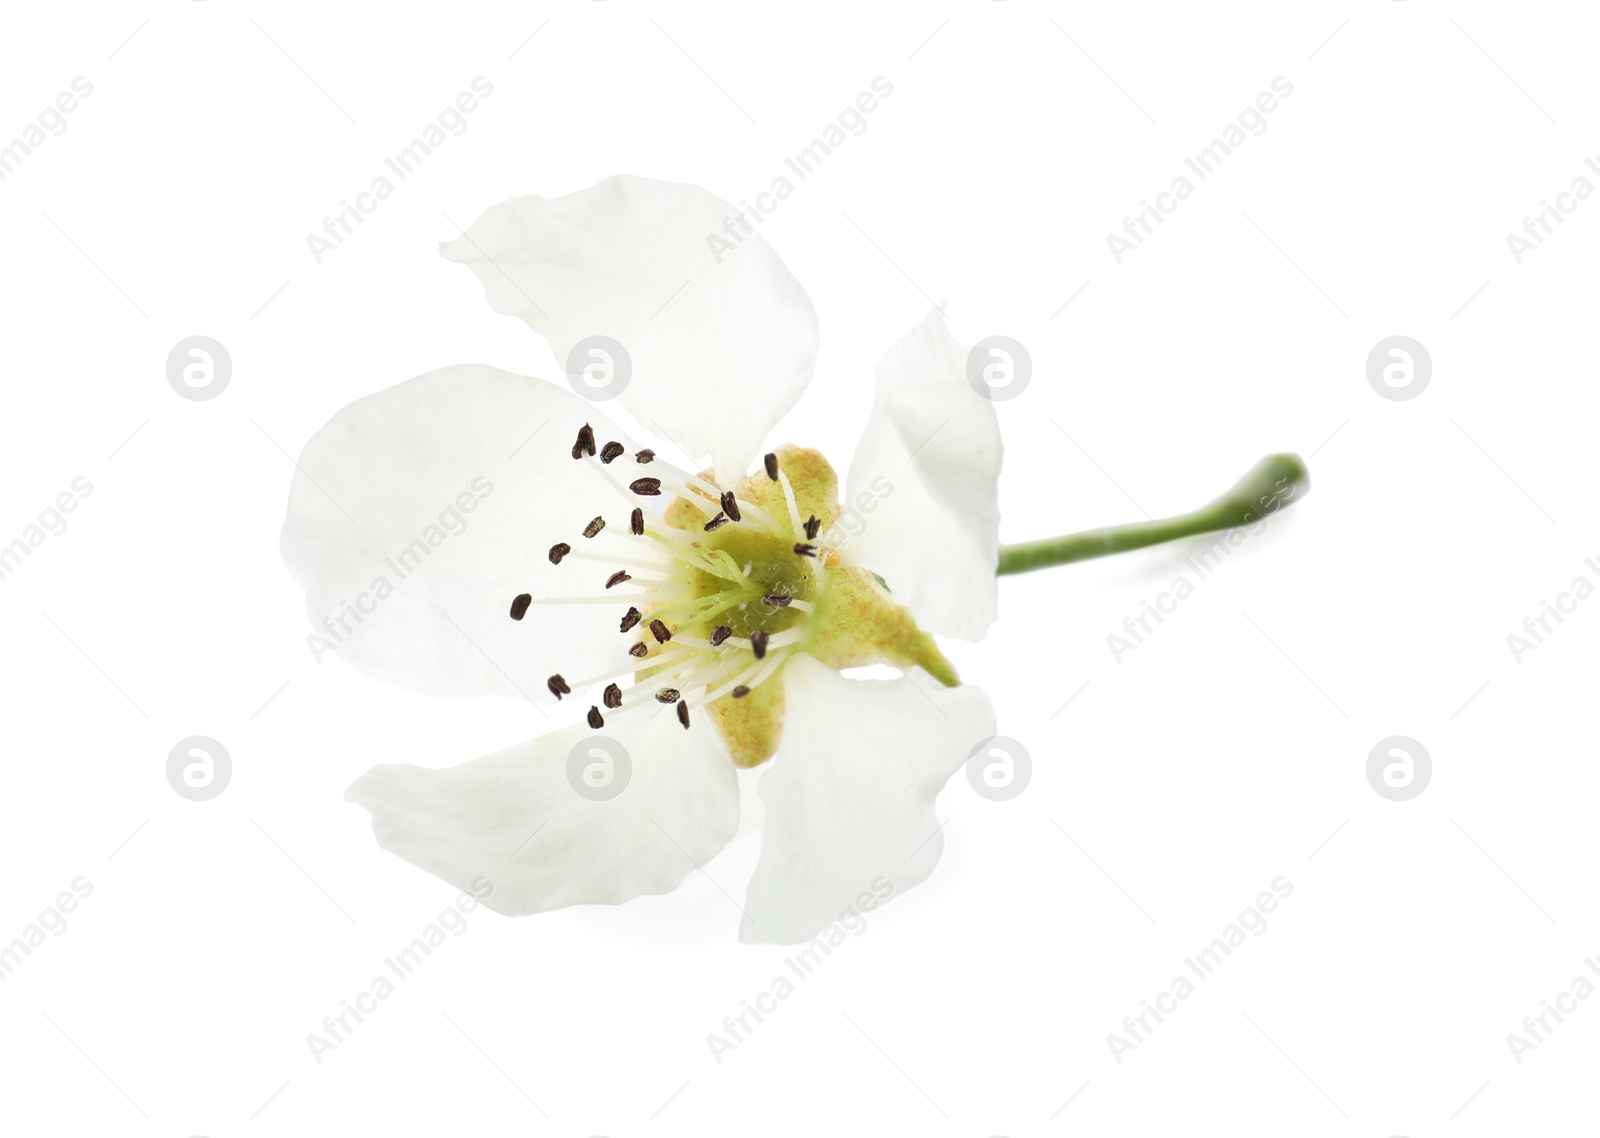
279;363;664;700
841;310;1002;641
347;708;740;915
739;655;995;945
442;175;818;483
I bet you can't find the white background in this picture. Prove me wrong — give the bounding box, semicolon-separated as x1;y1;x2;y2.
1;1;1596;1134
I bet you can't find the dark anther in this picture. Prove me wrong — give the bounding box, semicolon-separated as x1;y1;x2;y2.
510;593;533;621
629;642;649;658
635;449;655;464
703;512;728;532
677;700;690;729
630;477;663;496
751;630;769;659
804;515;820;540
600;441;625;464
603;683;623;709
549;542;571;564
572;423;596;459
583;516;606;538
605;570;631;589
655;688;680;704
732;685;751;699
721;491;742;522
649;619;672;643
764;452;779;481
630;507;644;536
710;626;732;647
587;706;604;729
620;607;642;633
547;674;571;699
793;543;817;558
763;593;792;607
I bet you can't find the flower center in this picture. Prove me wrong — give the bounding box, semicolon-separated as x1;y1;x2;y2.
508;426;830;733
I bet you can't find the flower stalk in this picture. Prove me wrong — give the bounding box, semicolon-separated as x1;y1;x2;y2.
996;453;1310;576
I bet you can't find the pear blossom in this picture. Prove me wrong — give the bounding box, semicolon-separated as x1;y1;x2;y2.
280;175;1002;943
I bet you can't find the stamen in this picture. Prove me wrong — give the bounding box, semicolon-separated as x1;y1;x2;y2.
549;543;571;564
631;508;644;535
668;576;768;622
600;441;625;464
721;491;741;522
703;512;728;532
668;652;756;697
585;457;776;562
621;647;760;714
655;688;681;704
629;642;649;658
587;706;604;729
805;515;820;540
693;651;782;708
523;595;663;606
794;543;816;558
647;455;783;535
608;576;689;592
566;642;698;694
572;424;596;459
710;626;732;646
635;449;655;463
648;587;750;627
677;701;690;729
751;630;769;659
630;477;663;496
582;516;606;539
732;685;750;698
605;570;631;589
650;619;672;643
603;683;622;709
730;649;787;702
620;607;642;632
547;674;571;699
559;549;678;575
585;451;664;512
509;593;532;620
764;453;779;481
762;593;792;607
776;468;804;537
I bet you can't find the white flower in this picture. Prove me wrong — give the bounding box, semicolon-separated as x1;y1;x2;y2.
280;175;1003;944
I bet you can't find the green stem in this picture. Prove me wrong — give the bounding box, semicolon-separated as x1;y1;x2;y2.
996;453;1310;576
